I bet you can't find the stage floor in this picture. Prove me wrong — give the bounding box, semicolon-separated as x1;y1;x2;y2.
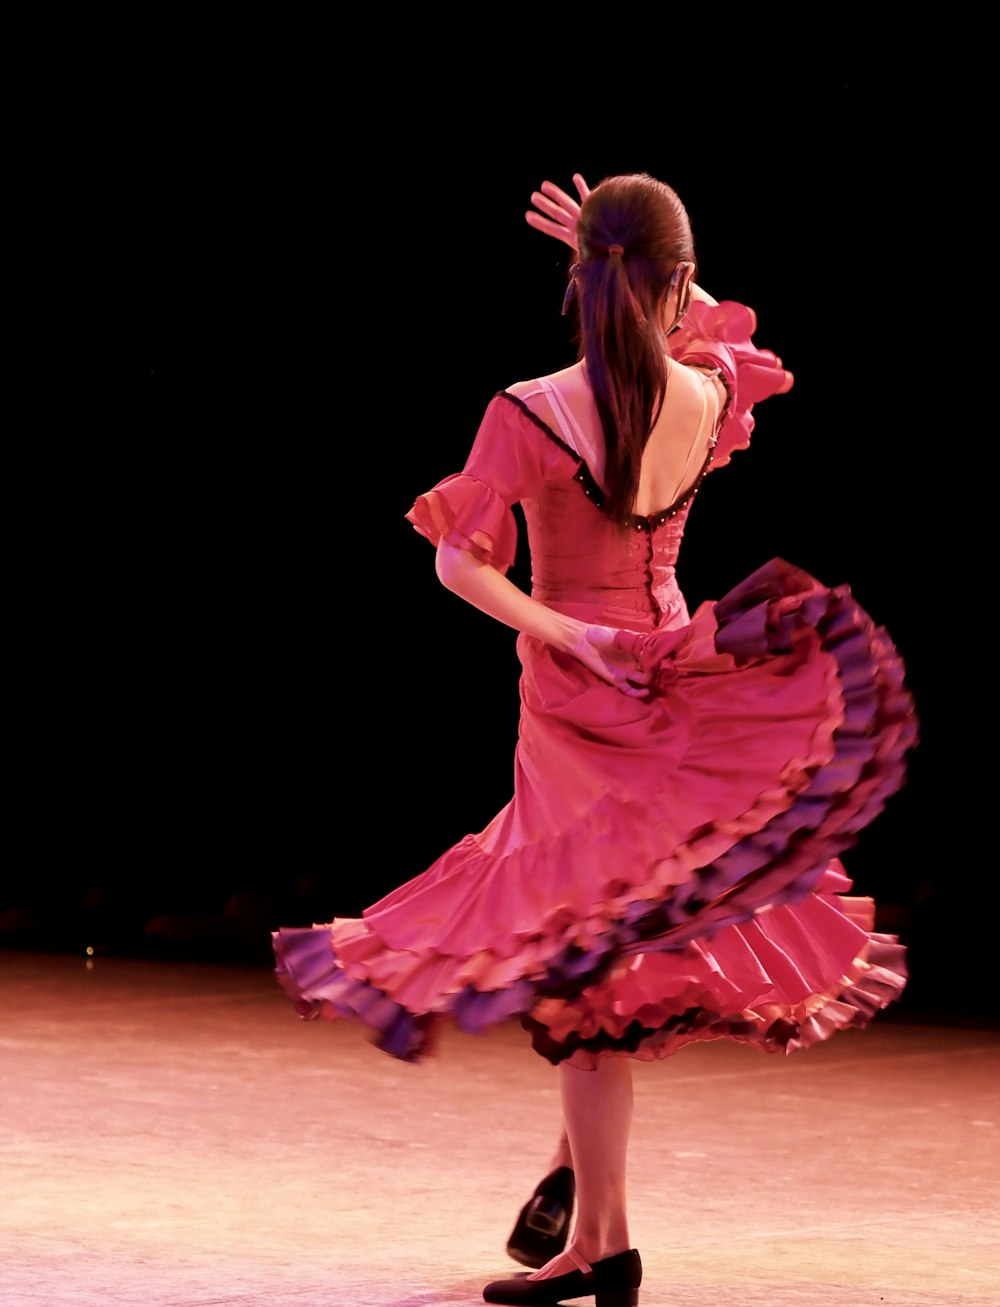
1;950;997;1307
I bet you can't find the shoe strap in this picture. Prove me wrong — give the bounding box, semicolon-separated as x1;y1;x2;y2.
565;1246;592;1274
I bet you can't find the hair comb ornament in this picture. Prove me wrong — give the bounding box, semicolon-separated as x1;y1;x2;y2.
561;264;580;316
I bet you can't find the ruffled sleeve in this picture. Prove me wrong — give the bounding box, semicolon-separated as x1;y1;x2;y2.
405;392;567;573
668;300;794;468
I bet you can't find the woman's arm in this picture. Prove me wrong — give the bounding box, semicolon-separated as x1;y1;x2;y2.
436;541;579;649
435;542;650;696
688;283;719;307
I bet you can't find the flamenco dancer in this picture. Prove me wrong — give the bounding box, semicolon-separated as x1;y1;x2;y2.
273;171;918;1307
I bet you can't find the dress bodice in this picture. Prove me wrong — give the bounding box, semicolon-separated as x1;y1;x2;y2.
515;414;701;630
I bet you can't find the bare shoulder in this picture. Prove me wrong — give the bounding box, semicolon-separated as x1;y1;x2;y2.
546;360;588;394
506;361;586;399
675;358;728;411
504;378;540;400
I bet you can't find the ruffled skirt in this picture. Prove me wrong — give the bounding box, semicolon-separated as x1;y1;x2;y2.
273;559;917;1068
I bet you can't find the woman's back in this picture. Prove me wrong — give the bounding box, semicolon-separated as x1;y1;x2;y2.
509;358;724;520
506;359;726;629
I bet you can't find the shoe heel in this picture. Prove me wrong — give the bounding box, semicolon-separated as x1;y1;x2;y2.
593;1248;642;1307
595;1290;638;1307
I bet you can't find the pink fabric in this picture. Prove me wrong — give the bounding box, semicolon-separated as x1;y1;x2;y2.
406;472;519;573
273;301;917;1067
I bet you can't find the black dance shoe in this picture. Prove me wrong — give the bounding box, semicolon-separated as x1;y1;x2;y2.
506;1166;576;1268
483;1247;642;1306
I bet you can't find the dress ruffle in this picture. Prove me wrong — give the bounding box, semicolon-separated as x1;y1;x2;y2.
668;299;794;468
406;472;518;572
523;865;908;1068
273;558;917;1066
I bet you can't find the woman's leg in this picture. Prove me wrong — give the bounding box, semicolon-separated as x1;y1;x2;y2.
505;1126;574;1268
547;1130;573;1172
529;1055;633;1279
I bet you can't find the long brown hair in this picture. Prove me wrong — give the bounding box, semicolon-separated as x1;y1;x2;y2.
570;173;696;527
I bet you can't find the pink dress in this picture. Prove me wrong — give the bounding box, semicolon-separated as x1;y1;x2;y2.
272;300;918;1069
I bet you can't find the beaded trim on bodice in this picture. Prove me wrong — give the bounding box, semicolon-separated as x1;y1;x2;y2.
498;390;718;533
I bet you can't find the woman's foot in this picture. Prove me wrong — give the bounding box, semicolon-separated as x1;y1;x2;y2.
506;1166;576;1268
526;1244;628;1281
483;1246;642;1305
526;1246;592;1281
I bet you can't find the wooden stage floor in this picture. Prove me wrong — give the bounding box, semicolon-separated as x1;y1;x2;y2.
1;950;997;1306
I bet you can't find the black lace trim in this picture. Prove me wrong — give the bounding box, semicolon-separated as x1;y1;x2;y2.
497;390;578;458
497;389;717;533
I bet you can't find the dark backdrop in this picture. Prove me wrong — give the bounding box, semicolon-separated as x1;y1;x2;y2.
10;56;988;1021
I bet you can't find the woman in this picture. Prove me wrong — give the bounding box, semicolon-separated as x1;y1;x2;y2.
273;172;917;1307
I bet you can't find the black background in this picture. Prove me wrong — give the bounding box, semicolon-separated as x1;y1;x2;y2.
10;46;990;1020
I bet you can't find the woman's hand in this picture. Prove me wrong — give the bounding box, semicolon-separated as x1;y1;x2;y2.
525;174;590;251
433;540;651;696
568;623;651;698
